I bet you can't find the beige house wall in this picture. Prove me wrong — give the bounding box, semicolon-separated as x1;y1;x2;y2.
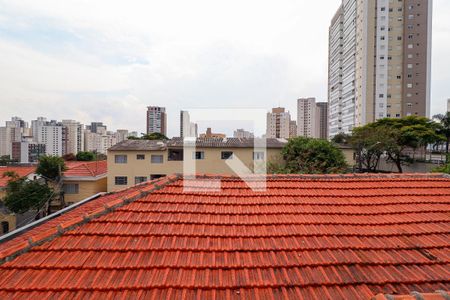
108;148;282;192
0;213;16;234
108;147;356;192
63;177;107;205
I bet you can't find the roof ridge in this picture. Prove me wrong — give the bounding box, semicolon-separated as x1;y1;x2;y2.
0;174;182;264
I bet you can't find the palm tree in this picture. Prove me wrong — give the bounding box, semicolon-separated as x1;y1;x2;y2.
433;112;450;160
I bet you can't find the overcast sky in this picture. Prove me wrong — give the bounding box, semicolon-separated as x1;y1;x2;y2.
0;0;449;136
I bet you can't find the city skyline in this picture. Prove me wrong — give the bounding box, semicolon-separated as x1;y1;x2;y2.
1;1;449;137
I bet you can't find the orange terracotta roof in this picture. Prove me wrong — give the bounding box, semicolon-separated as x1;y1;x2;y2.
0;166;36;188
63;160;107;178
0;173;449;299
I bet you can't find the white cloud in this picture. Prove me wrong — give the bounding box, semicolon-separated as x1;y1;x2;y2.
0;0;449;136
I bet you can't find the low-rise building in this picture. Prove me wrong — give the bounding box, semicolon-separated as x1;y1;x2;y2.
233;129;254;138
62;161;107;205
107;138;287;192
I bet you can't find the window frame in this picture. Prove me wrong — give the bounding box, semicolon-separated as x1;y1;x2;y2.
253;151;265;161
115;176;128;185
151;155;164;164
63;183;79;195
114;155;128;164
193;151;205;160
135;176;148;184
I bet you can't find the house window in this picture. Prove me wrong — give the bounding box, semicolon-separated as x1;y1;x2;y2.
135;176;147;184
115;176;128;185
151;155;164;164
115;155;127;164
221;151;234;160
253;152;265;161
63;183;79;194
1;221;9;234
136;154;145;160
150;174;165;180
168;149;183;161
193;151;205;160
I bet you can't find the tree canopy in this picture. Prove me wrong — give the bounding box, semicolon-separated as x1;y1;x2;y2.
351;116;444;173
2;172;53;214
36;155;67;181
433;112;450;159
76;151;96;161
0;155;17;166
331;132;351;145
275;137;348;174
128;132;169;140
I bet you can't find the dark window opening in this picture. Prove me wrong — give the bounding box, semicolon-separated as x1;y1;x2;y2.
168;149;183;161
1;221;9;234
221;151;234;160
115;176;128;185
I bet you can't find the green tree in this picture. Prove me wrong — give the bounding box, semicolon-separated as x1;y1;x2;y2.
353;116;444;173
36;155;67;182
433;112;450;159
76;151;96;161
0;155;17;166
331;132;351;145
350;126;387;172
128;132;169;140
276;137;347;174
141;132;169;140
2;172;53;214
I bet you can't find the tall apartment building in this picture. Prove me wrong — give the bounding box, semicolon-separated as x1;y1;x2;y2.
0;117;28;157
62;120;84;155
180;111;198;138
328;0;432;138
116;130;130;143
289;121;297;138
316;102;329;139
86;122;105;134
147;106;167;136
31;119;64;157
297;98;318;138
12;139;46;163
84;130;115;154
296;99;329;139
266;108;291;139
233;129;254;139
